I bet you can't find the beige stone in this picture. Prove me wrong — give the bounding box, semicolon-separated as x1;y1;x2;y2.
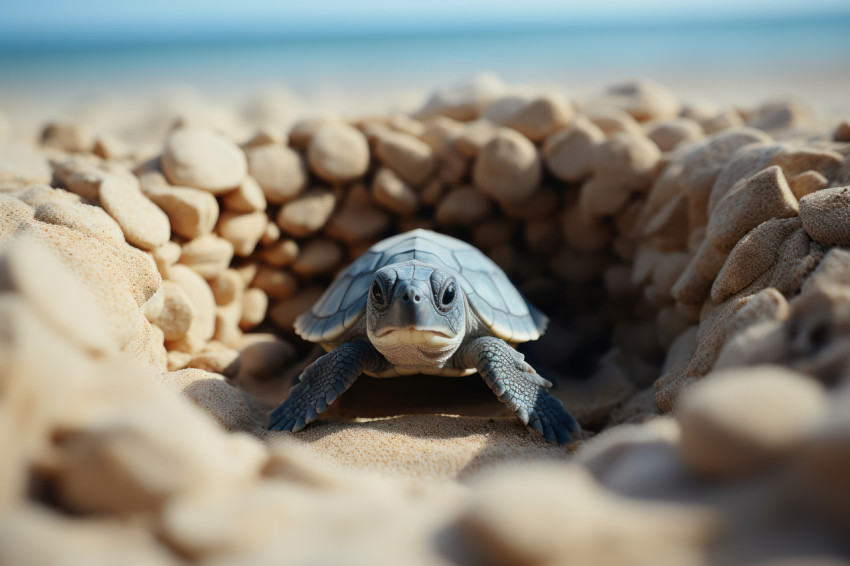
209;269;244;306
679;366;826;478
324;184;390;245
789;170;829;200
562;205;612;253
151;241;181;276
251;266;297;301
746;98;814;133
542;115;605;182
454;119;498;157
246;144;308;204
433;186;490;226
414;73;505;121
371;167;418;215
524;217;561;255
33;199;125;247
237;333;298;381
646;118;704;152
179;234;234;279
291;239;343;277
161;128;247;193
269;287;324;332
98;175;171;250
144;280;194;342
593;131;661;193
473;128;541;204
259;238;299;268
216;211;267;257
167;264;216;342
222;176;267;213
503;94;574;142
40;121;93;153
307;124;370;184
583;106;643;138
596;79;681;121
799;186;850;246
276;188;336;237
240;288;269;330
242;126;286;148
288;116;344;148
707;166;799;252
374;130;436;187
146;184;219;240
187;343;241;380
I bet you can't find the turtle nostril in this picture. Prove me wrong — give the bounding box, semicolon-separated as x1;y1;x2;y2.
414;294;421;302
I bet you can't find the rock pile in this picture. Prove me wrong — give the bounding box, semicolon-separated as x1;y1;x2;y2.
1;76;849;564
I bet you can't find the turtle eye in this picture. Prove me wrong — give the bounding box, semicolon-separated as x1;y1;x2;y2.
371;281;385;306
441;283;456;306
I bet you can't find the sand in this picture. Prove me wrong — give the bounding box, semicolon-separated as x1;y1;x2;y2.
1;75;850;565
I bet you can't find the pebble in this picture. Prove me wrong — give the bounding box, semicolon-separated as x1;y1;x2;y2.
98;174;171;250
414;73;505;121
240;288;269;331
504;94;574;142
33;199;125;247
799;186;850;247
371;167;419;215
542;115;605;182
161;128;247;193
646;118;704;152
179;234;235;280
307;124;370;184
222;176;267;213
237;333;298;381
374;130;436;186
187;343;241;380
473;128;541;204
597;79;681;121
40;121;93;153
679;365;826;478
291;239;344;277
435;186;493;226
146;184;220;240
276;188;336;237
217;211;268;257
324;184;390;245
251;266;298;300
245;144;308;204
259;239;299;268
144;280;195;341
210;269;245;306
167;264;217;342
268;287;324;332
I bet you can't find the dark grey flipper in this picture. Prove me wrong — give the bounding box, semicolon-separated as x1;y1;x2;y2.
459;336;579;444
268;341;387;432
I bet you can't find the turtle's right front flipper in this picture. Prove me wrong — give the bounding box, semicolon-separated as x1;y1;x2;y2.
268;341;386;432
458;336;580;444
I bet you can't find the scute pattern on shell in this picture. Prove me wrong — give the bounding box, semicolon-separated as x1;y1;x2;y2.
294;229;547;344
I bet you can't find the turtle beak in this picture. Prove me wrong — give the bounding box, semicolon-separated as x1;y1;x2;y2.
378;281;449;335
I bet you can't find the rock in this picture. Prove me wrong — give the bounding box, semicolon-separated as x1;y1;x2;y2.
307;124;370;184
222;176;267;213
646;118;704;152
259;221;280;246
679;365;826;478
707;166;799;252
161;128;247;193
151;241;181;276
584;106;643;137
592;131;661;193
595;79;681;121
746;99;814;133
179;234;234;280
144;280;194;341
789;170;829;200
455;119;498;157
217;211;267;257
40;121;93;153
799;186;850;246
92;132;128;160
240;288;269;330
259;239;299;268
461;464;716;566
291;239;343;277
371;167;418;215
146;184;220;240
435;186;492;226
187;343;241;380
542;115;605;182
251;266;297;301
167;264;216;342
276;188;336;237
503;94;574;142
209;269;244;306
157;368;257;432
833;120;850;142
237;333;297;381
473;128;541;205
242;127;286;148
288;116;344;148
562;205;612;253
268;287;324;332
245;144;308;204
33;199;125;247
324;184;390;245
699;108;744;135
414;73;506;121
374;130;436;186
711;217;802;303
96;175;172;251
0;142;52;190
503;186;561;221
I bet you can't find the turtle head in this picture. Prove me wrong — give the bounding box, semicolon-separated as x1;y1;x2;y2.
366;260;466;366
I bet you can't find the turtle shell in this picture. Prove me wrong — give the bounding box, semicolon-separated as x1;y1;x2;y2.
294;229;547;344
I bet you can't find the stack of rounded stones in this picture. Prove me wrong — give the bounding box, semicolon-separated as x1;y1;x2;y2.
21;77;850;413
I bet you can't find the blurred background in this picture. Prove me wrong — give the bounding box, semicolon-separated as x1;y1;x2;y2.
1;0;849;137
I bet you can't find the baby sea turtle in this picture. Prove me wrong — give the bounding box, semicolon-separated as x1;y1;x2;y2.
268;229;579;443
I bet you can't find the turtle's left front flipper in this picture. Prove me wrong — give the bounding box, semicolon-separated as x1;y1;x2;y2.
268;341;386;432
458;336;580;444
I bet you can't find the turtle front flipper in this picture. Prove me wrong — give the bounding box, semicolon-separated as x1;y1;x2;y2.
458;337;580;444
268;341;387;432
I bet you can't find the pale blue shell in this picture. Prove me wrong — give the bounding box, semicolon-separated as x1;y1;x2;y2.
294;229;547;344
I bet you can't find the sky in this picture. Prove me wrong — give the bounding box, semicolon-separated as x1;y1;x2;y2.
2;0;849;46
